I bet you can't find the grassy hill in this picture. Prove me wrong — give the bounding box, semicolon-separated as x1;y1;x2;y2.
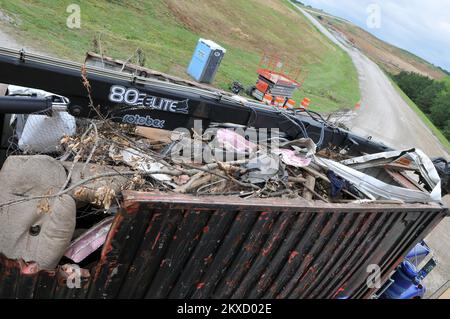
303;7;447;80
0;0;360;113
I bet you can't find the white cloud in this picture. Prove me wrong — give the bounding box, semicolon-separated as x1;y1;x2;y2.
300;0;450;71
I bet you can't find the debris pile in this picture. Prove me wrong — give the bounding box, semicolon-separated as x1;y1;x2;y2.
8;117;442;209
57;121;331;202
0;91;443;270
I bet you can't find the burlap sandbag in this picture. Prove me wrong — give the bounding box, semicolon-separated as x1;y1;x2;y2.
0;155;76;269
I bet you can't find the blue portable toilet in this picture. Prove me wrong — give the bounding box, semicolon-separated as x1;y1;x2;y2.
187;39;226;84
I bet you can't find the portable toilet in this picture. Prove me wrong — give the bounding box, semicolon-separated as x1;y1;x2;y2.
187;39;226;84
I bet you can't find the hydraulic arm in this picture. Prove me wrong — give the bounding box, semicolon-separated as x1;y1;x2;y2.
0;47;448;194
0;47;389;154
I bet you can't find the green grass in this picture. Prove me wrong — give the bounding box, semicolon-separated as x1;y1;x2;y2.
389;78;450;153
440;76;450;91
0;0;360;113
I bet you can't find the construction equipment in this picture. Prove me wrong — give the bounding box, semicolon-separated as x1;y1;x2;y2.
249;54;306;107
230;81;245;95
0;46;448;193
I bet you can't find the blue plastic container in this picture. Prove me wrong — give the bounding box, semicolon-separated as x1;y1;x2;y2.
380;261;425;299
187;39;226;84
406;241;430;261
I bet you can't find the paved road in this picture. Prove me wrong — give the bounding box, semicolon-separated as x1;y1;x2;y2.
293;2;450;299
294;3;449;159
348;50;450;158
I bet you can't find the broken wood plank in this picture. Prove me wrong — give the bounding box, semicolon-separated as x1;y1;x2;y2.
134;127;175;144
302;174;316;201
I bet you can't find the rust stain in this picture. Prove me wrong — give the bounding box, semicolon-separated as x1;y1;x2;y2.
145;214;161;235
196;282;205;289
152;232;162;250
122;200;140;215
304;254;314;265
100;214;124;258
21;262;40;275
204;254;213;264
288;251;300;264
332;286;346;299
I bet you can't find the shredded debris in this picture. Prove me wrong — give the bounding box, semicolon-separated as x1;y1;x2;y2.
0;81;444;269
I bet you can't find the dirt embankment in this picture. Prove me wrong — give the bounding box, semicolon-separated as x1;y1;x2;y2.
319;16;446;80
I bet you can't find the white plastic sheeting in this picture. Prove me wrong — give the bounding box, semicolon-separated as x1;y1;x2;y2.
18;112;76;153
8;85;76;153
316;148;442;203
341;149;441;201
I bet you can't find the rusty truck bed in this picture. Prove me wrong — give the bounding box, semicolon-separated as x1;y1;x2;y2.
0;191;447;299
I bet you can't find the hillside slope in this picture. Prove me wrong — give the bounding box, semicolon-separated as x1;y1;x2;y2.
0;0;359;113
304;7;447;80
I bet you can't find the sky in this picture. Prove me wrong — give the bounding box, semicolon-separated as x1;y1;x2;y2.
299;0;450;72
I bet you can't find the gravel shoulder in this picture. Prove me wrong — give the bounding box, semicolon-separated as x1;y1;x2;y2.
0;21;48;55
0;27;22;49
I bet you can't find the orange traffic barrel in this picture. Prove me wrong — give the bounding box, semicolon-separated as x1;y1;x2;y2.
275;96;285;108
263;94;273;105
285;99;296;109
301;97;311;108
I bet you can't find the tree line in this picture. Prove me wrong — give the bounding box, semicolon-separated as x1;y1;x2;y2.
392;71;450;140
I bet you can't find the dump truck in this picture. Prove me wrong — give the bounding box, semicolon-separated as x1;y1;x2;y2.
0;47;448;299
